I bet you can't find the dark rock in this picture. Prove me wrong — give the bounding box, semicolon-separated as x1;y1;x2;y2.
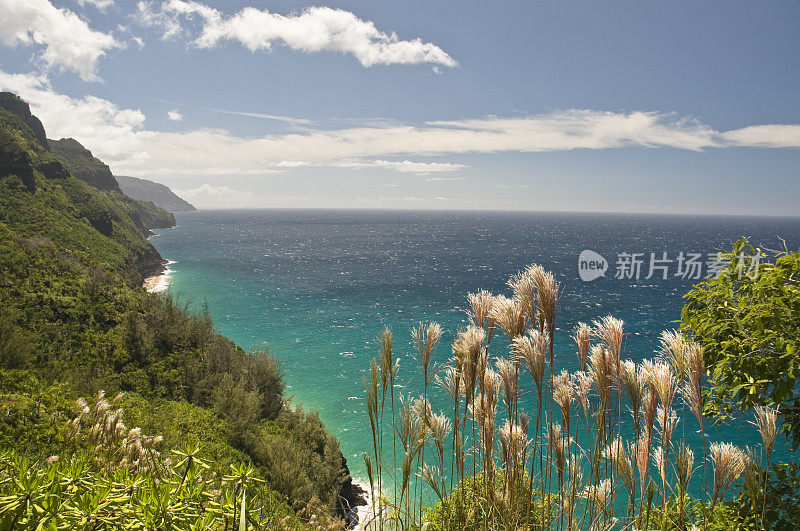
337;456;368;529
36;160;70;180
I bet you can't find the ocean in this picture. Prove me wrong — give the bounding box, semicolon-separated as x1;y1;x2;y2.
148;209;800;500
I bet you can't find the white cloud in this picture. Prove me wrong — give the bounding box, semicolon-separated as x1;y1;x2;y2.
133;36;145;49
721;125;800;149
2;69;799;182
0;0;122;80
77;0;115;12
136;1;457;68
174;183;251;200
207;107;312;125
0;70;147;161
426;176;465;182
167;109;182;121
271;159;466;174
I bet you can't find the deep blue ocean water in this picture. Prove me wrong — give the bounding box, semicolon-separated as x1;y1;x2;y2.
149;209;800;497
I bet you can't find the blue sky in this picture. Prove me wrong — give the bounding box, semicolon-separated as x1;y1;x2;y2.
1;0;799;213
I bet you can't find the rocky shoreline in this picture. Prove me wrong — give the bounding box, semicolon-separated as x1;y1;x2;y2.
338;457;368;528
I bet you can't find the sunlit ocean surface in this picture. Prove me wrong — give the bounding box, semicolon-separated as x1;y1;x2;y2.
149;209;800;496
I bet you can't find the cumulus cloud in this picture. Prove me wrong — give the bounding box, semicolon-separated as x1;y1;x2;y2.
76;0;115;12
0;0;122;80
2;69;799;181
167;109;182;121
135;1;457;68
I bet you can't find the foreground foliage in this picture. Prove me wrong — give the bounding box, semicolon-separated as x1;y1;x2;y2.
359;252;798;530
682;239;800;449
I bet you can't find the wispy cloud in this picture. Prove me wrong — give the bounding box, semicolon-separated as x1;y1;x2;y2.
166;109;182;121
135;1;457;68
426;176;465;182
2;69;799;180
271;159;466;174
206;108;313;126
0;0;122;80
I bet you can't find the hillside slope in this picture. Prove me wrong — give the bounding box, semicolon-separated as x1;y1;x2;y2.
47;135;177;232
0;93;362;526
117;175;196;212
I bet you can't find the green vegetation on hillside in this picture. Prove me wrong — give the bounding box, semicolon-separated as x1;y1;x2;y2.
0;93;357;528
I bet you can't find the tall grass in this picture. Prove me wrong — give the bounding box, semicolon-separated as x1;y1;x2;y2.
359;264;777;530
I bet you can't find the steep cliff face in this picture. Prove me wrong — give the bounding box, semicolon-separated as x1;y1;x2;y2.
0;92;49;150
48;138;120;192
0;96;165;282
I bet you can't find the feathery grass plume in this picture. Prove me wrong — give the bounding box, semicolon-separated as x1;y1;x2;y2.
499;419;527;472
411;397;433;446
467;289;494;329
529;264;559;337
496;356;519;419
603;438;635;506
514;329;547;397
589;345;612;406
653;445;668;484
429;412;452;463
379;326;397;394
659;329;689;379
709;442;746;512
655;405;678;456
437;365;460;401
488;294;527;340
683;341;704;420
576;371;593;423
477;367;500;496
635;430;652;506
550;423;568;488
593;316;624;376
412;321;444;386
674;445;695;497
564;459;584;529
649;362;677;413
396;395;416;452
421;464;447;503
620;360;644;433
640;362;658;437
508;267;538;326
554;370;574;431
752;405;778;458
740;448;761;509
453;325;485;400
574;322;591;372
582;479;612;516
752;405;778;527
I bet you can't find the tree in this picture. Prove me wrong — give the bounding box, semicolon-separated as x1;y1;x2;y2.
681;238;800;448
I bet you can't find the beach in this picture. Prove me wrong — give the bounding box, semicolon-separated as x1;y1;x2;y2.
142;260;175;293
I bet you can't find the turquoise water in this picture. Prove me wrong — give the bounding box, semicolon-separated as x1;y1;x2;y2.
149;209;800;495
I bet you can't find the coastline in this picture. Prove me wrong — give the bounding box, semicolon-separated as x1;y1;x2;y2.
143;260;176;293
351;479;372;531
